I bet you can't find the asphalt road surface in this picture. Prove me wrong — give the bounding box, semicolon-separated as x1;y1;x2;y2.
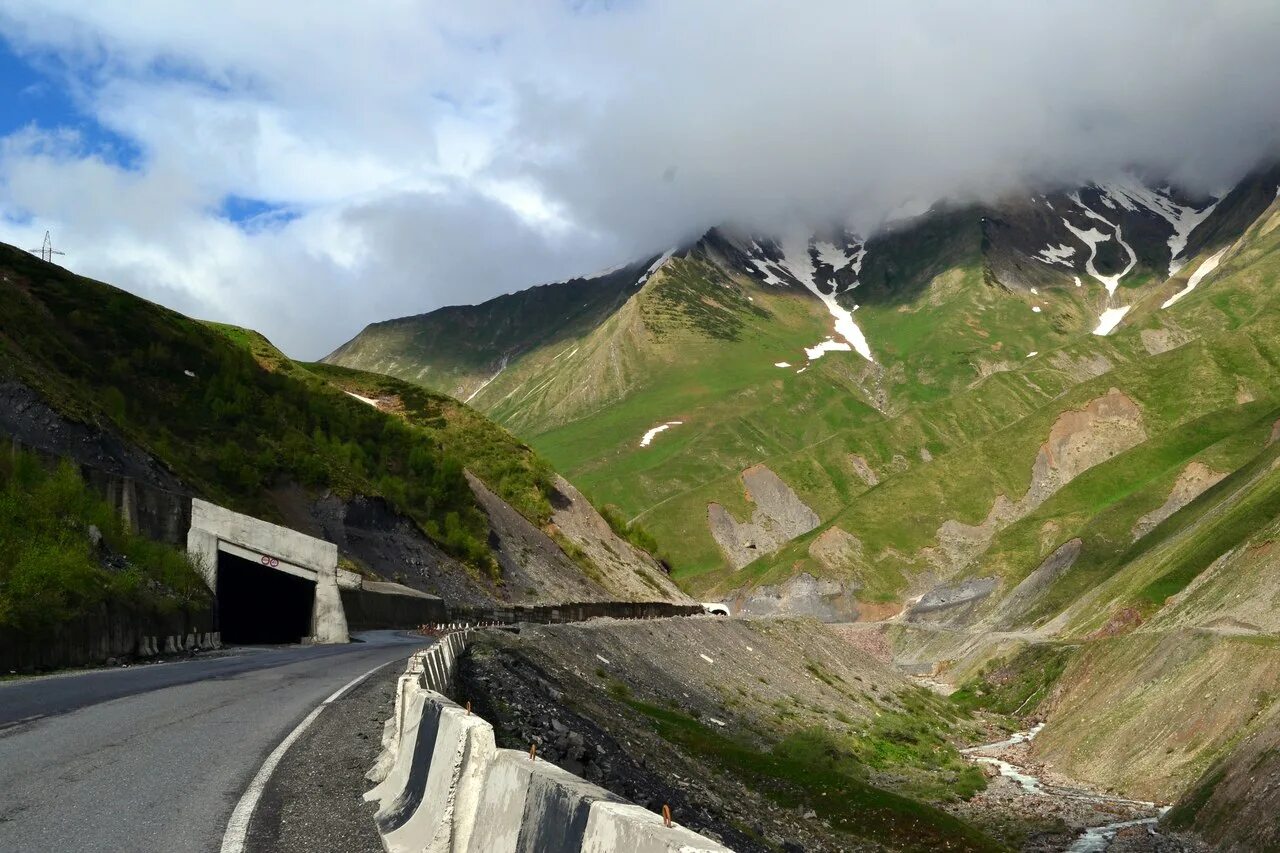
0;631;427;853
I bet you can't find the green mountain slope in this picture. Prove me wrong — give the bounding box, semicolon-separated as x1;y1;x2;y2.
0;242;684;614
328;168;1280;618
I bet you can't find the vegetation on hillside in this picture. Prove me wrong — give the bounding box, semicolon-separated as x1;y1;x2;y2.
950;644;1076;716
209;322;562;527
0;450;207;635
0;245;536;574
625;697;1001;852
323;186;1280;621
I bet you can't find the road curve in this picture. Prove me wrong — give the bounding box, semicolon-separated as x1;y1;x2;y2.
0;631;427;853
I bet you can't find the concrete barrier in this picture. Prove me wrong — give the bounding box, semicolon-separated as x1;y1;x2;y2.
366;632;733;853
582;801;733;853
372;690;494;853
341;582;447;631
465;749;626;853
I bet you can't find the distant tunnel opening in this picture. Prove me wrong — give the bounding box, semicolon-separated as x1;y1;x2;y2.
216;551;315;644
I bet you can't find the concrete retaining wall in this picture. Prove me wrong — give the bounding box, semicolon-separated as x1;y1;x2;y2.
0;604;219;673
341;584;448;632
366;635;733;853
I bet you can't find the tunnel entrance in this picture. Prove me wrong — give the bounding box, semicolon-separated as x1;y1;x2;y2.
216;550;316;644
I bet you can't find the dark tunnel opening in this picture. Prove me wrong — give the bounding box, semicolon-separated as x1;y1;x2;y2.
216;550;316;644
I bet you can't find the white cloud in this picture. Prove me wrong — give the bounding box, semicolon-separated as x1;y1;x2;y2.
0;0;1277;358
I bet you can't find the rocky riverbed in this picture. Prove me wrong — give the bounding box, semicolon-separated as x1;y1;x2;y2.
953;723;1208;852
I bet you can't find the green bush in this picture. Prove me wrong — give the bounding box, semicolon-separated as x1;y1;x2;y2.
0;451;210;636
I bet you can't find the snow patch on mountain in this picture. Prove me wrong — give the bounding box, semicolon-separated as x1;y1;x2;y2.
465;355;509;403
635;249;675;287
1065;194;1138;296
639;421;683;447
1036;243;1076;267
1058;194;1140;338
774;361;792;368
1162;247;1228;308
1093;306;1131;336
345;391;379;408
805;338;853;359
741;235;873;362
1097;179;1218;275
551;345;579;361
780;235;873;361
814;240;866;276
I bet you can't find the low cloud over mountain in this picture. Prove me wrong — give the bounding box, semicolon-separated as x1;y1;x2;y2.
0;0;1277;356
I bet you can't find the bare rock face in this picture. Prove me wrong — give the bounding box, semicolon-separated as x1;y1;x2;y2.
547;475;690;602
989;537;1083;629
1131;462;1227;541
932;496;1021;573
729;573;862;622
904;577;999;625
308;491;493;606
1140;327;1191;355
707;465;820;569
933;389;1146;573
807;526;865;573
1048;352;1113;382
465;471;612;604
848;454;879;486
1027;388;1147;503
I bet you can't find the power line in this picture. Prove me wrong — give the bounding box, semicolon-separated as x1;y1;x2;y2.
28;231;66;263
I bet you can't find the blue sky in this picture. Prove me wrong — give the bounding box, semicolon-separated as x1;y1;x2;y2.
0;36;145;173
0;37;74;133
0;34;288;229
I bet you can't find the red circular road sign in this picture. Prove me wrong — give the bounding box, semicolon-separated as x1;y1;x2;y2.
260;555;279;568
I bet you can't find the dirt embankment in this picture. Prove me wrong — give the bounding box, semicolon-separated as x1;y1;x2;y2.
546;474;689;603
1167;698;1280;851
1130;462;1227;542
1030;629;1280;803
456;616;998;853
464;471;689;606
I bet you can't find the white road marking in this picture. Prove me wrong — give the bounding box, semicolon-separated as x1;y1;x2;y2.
219;658;399;853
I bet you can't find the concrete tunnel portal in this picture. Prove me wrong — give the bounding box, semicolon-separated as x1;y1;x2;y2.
215;550;316;644
188;497;448;646
188;498;351;645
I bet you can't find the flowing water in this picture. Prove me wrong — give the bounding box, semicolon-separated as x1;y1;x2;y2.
964;725;1166;851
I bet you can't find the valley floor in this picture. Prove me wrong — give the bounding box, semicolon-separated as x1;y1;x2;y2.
945;715;1207;852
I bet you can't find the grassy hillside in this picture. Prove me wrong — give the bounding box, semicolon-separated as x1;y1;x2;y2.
210;323;558;526
322;260;650;399
0;242;675;610
325;174;1280;629
0;243;504;570
0;449;207;637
